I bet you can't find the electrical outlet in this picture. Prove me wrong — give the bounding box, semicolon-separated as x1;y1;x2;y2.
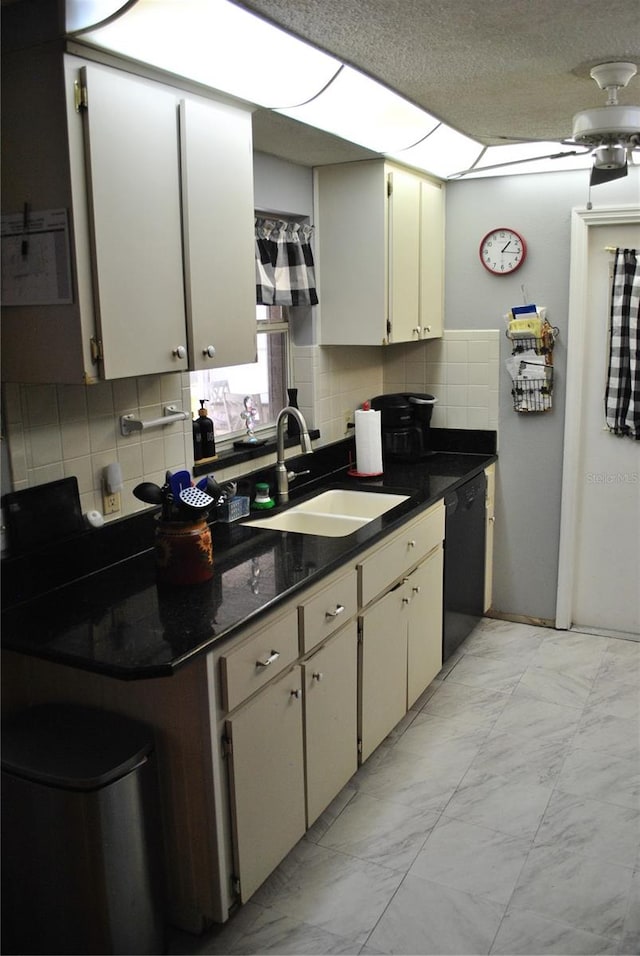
102;491;121;515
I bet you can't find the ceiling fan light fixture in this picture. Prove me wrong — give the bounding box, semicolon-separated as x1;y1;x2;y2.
572;105;640;144
593;144;627;169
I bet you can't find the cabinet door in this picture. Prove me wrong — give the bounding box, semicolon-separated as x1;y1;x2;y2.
79;64;188;379
359;583;408;762
407;546;444;708
419;178;444;340
315;161;388;345
484;464;496;612
180;98;256;370
226;666;305;903
303;621;358;826
388;168;421;343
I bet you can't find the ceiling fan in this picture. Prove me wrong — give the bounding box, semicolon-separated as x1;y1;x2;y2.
453;61;640;186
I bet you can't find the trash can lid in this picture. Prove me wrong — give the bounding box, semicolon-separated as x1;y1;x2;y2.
1;703;154;791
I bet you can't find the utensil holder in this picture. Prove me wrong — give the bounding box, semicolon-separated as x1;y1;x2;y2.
154;518;213;586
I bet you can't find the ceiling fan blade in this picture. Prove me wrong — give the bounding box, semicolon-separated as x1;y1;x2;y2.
590;161;628;186
450;149;591;179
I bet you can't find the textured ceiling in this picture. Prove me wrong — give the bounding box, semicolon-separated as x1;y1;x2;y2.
235;0;640;167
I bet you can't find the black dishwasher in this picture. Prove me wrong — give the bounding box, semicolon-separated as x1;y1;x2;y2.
443;472;486;661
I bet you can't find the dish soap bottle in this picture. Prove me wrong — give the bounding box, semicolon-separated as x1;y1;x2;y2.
198;400;216;460
192;414;203;461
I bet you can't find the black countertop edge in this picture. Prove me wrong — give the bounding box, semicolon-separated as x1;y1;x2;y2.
1;446;496;681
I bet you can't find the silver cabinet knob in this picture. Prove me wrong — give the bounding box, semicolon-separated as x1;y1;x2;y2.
312;672;324;682
412;327;421;336
291;689;302;700
408;539;416;548
424;325;432;333
172;345;187;359
203;345;216;358
402;597;410;605
412;586;421;595
325;604;345;619
256;650;280;668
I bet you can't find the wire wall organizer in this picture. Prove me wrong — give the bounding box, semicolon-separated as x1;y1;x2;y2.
505;307;559;413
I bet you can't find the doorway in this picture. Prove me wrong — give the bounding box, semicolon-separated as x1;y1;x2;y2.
556;206;640;638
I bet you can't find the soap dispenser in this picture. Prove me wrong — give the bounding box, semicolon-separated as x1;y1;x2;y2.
198;400;216;460
192;414;203;461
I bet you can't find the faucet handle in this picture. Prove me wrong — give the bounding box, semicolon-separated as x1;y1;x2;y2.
287;469;311;483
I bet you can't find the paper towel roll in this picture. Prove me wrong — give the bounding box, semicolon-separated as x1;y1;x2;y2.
354;408;383;474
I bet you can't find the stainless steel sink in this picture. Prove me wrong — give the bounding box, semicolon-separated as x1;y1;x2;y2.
242;489;410;537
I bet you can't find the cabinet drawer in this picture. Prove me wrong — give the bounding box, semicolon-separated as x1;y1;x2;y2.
220;606;299;712
298;568;358;654
358;501;444;608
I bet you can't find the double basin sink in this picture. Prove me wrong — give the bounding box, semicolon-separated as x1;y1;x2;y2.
242;489;410;537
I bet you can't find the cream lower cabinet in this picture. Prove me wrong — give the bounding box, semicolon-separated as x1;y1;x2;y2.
407;546;444;709
484;464;496;612
224;621;359;903
358;501;445;761
359;580;409;762
302;621;358;826
225;665;306;904
219;568;358;904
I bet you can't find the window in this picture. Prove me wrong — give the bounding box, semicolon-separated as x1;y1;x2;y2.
189;306;289;442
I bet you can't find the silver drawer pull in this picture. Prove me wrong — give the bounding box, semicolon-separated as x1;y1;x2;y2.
325;604;345;619
256;650;280;668
312;671;324;682
291;688;302;699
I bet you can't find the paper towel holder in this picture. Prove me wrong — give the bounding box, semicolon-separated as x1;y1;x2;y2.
352;401;384;476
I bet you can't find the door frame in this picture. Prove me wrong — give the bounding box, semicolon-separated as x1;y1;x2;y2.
556;203;640;629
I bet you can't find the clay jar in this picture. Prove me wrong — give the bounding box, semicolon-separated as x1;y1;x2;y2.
154;518;213;586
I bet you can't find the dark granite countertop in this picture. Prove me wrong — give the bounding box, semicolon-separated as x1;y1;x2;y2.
1;434;496;681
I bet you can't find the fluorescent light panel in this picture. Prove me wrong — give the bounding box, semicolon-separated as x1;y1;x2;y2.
277;66;440;153
72;0;342;109
455;141;595;178
390;125;485;179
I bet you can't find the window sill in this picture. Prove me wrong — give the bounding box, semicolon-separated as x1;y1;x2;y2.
192;428;321;478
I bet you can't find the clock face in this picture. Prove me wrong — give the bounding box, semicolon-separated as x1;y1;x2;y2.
480;228;526;274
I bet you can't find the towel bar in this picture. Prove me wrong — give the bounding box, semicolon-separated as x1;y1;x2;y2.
120;405;189;436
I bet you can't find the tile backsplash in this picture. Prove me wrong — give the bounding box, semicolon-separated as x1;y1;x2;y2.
2;374;194;517
2;330;499;520
383;329;500;430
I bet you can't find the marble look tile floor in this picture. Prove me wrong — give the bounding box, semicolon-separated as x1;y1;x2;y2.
168;619;640;955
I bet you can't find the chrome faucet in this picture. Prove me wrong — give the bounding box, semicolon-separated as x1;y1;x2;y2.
275;406;313;503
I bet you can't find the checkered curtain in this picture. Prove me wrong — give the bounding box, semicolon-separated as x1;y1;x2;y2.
255;218;318;307
605;248;639;439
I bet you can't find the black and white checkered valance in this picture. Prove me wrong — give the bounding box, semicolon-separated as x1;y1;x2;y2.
605;248;639;439
255;218;318;307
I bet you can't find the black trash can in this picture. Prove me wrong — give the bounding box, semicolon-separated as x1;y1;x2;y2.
1;703;166;955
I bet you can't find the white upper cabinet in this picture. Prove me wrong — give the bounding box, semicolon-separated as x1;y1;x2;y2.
79;63;188;379
1;46;256;384
179;98;256;371
314;160;444;346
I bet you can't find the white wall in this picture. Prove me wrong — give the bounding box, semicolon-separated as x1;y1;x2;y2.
445;166;640;622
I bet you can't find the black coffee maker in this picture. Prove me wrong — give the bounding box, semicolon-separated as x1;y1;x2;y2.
370;393;438;461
